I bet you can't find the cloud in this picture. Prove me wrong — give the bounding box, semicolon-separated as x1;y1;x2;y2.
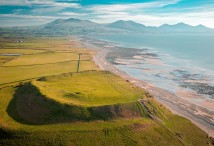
1;0;214;28
59;12;86;16
0;0;80;8
0;13;57;27
0;0;26;6
89;9;214;28
81;0;214;28
87;0;181;13
31;7;65;13
0;14;56;19
83;0;182;24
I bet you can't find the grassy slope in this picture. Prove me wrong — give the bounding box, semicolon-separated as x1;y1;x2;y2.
0;78;210;146
4;74;147;124
33;71;145;106
0;37;212;146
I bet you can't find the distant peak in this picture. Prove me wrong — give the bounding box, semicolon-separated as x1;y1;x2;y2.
197;24;203;26
161;22;189;27
174;22;190;26
113;20;137;23
126;20;136;23
65;18;81;22
177;22;185;25
195;24;207;28
160;23;170;27
53;19;63;22
111;20;145;26
114;20;129;23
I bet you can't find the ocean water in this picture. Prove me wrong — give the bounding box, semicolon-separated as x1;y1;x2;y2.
95;34;214;71
89;34;214;109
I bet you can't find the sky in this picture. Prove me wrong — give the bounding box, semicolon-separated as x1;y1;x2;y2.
0;0;214;28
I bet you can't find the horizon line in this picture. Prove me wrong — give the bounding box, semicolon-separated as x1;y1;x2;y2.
0;17;213;29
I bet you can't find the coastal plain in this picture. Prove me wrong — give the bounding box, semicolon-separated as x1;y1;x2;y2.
0;37;213;146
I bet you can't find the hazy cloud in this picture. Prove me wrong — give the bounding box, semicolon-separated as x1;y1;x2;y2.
0;0;80;8
1;0;214;28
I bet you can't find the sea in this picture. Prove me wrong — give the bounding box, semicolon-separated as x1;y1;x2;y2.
89;33;214;110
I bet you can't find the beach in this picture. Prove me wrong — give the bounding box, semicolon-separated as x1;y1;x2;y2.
81;37;214;137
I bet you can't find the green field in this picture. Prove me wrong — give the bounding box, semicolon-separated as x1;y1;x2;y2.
0;49;47;55
0;37;97;85
3;52;75;66
0;37;212;146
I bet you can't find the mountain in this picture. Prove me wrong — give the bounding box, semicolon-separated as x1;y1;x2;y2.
160;22;192;30
158;22;213;33
39;18;128;35
108;21;213;33
41;18;104;35
1;18;214;36
44;18;98;28
194;24;213;32
108;20;146;32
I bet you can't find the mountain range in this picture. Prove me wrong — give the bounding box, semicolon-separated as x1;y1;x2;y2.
1;18;214;36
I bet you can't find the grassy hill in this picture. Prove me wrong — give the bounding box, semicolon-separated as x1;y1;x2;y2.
32;71;145;106
7;72;148;124
0;37;212;146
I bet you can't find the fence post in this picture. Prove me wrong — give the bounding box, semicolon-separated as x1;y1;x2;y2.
77;53;81;73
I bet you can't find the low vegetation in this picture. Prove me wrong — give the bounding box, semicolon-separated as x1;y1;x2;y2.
33;71;145;106
0;37;212;146
3;52;75;66
0;37;97;85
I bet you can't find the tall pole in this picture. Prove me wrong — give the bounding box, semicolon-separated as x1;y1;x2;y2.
77;53;81;73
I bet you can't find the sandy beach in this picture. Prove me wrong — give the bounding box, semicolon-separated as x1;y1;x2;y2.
82;38;214;137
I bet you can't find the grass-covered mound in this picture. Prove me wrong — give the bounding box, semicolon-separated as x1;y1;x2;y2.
32;71;145;106
7;82;148;124
0;82;211;146
6;71;152;124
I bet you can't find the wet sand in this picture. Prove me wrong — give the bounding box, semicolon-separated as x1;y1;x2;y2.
81;38;214;137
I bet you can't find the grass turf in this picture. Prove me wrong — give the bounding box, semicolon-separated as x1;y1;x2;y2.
0;37;212;146
0;83;210;146
33;71;145;107
0;61;97;85
0;37;98;85
0;49;47;55
3;52;78;66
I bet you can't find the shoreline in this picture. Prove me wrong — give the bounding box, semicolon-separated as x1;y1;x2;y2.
81;38;214;137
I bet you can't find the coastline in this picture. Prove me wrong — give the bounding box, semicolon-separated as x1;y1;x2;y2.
80;37;214;137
